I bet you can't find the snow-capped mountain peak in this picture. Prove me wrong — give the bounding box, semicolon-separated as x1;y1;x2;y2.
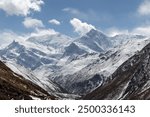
65;29;113;54
27;32;72;50
0;28;150;99
86;29;107;38
111;34;147;47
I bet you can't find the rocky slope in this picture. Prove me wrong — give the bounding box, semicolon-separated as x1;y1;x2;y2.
73;29;112;53
84;42;150;100
0;61;56;100
52;38;150;95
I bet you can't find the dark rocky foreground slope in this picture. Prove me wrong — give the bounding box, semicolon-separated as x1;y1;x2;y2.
84;42;150;100
0;61;56;100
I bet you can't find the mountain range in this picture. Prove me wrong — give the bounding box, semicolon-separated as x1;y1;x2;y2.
0;28;150;100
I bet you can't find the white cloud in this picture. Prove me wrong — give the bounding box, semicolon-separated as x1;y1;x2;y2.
63;7;99;21
70;18;96;36
63;8;84;16
48;19;61;25
138;0;150;15
106;26;150;37
132;26;150;36
0;31;25;47
0;0;44;16
0;28;59;47
23;17;44;29
30;28;59;37
106;27;129;37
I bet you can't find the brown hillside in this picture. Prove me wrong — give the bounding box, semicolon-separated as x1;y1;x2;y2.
0;61;55;100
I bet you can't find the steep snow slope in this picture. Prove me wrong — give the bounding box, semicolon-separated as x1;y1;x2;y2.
4;61;63;93
52;38;150;95
111;34;146;47
0;40;58;70
0;29;112;73
84;41;150;100
27;33;72;52
63;43;87;56
76;29;112;51
64;29;112;54
3;60;80;99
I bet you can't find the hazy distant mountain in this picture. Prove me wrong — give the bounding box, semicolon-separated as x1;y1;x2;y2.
111;34;146;47
27;33;72;51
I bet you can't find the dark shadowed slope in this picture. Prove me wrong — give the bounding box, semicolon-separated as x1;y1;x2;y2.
84;42;150;100
0;61;56;100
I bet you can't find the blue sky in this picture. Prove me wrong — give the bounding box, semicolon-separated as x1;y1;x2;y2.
0;0;150;40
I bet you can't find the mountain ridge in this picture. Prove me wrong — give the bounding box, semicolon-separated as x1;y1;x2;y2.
84;41;150;100
0;29;149;99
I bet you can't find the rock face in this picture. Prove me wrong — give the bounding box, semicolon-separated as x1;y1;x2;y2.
0;61;56;100
84;42;150;100
73;29;112;53
0;40;57;70
63;43;87;56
